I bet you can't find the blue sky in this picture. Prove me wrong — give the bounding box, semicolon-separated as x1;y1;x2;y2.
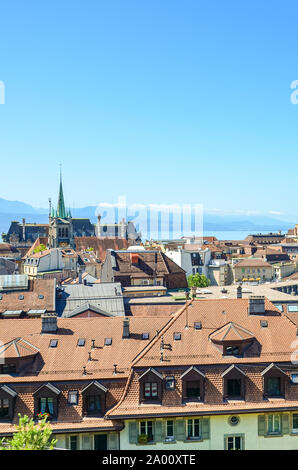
1;0;298;219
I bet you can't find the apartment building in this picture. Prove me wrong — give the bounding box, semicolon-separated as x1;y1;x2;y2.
1;297;298;449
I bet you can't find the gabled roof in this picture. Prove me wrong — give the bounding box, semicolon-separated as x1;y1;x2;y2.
33;382;61;396
261;363;288;377
0;384;18;398
180;366;206;379
81;380;108;394
0;338;39;358
221;364;246;378
64;303;114;318
138;367;163;381
209;322;255;343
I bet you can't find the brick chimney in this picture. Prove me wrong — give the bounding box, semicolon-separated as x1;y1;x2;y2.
122;318;130;338
41;313;58;333
248;296;265;315
130;253;139;265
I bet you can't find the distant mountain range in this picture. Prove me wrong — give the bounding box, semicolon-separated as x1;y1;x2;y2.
0;197;295;240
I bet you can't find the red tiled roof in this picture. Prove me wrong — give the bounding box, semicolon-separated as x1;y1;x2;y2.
0;279;56;314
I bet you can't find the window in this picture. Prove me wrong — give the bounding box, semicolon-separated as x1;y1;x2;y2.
224;346;240;356
173;332;181;341
70;435;78;450
225;435;244;450
267;377;281;397
68;391;78;405
39;397;54;416
86;395;101;413
288;305;298;312
165;377;175;390
0;399;9;418
267;414;281;434
186;381;200;399
187;419;201;440
293;413;298;433
291;374;298;384
144;382;158;399
0;364;16;375
227;379;241;398
140;421;153;442
165;420;174;441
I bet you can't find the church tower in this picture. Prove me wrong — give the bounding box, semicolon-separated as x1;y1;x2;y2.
48;170;74;248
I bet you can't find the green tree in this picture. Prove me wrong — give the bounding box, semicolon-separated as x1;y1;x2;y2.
33;244;47;253
187;273;211;288
0;414;57;450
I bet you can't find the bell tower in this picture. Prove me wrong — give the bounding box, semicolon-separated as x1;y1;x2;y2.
48;168;74;248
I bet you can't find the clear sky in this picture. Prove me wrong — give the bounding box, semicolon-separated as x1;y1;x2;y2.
1;0;298;219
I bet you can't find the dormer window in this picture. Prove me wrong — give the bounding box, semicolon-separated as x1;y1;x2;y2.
33;383;61;420
222;365;246;400
139;368;163;403
0;364;16;375
224;345;240;356
209;322;255;357
261;363;287;398
81;381;107;417
0;385;17;421
144;382;158;399
181;366;205;402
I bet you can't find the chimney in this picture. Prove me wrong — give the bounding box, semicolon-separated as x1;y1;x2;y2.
122;317;130;338
130;253;139;265
41;313;58;333
248;296;265;315
237;284;242;299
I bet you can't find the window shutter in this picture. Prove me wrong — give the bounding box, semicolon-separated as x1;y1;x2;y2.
175;419;186;441
281;413;289;435
108;433;119;450
258;415;266;436
201;418;210;440
65;436;70;449
82;435;91;450
129;421;138;444
154;421;163;442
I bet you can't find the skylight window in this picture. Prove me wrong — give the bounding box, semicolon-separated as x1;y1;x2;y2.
260;320;268;328
49;339;58;348
77;338;85;347
142;333;149;340
173;332;181;341
38;294;44;299
194;322;202;330
288;305;298;313
18;295;24;300
105;338;112;346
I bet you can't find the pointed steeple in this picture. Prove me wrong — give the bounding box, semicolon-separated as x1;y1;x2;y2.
57;166;67;219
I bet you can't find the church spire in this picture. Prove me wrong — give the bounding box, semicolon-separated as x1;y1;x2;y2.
57;165;67;219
